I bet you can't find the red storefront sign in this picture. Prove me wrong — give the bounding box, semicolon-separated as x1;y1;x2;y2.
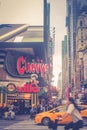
17;83;40;93
5;51;49;78
17;56;49;77
7;83;40;93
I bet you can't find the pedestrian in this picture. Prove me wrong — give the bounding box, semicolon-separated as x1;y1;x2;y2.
48;118;58;130
61;97;83;130
30;104;36;119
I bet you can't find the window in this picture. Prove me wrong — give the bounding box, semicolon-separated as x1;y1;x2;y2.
0;94;1;103
80;21;83;26
3;93;6;103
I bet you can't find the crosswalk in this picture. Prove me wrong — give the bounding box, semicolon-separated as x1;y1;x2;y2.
3;119;87;130
4;120;49;130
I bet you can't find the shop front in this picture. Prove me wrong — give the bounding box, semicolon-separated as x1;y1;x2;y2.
0;48;49;108
0;86;7;107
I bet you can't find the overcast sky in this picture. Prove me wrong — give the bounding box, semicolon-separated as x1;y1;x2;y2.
49;0;66;86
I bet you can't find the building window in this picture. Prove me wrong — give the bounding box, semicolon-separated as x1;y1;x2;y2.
81;40;83;43
3;93;6;103
0;94;1;103
81;27;83;42
80;21;83;26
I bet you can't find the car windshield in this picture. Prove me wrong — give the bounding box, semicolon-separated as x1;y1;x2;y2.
49;105;87;113
50;105;67;113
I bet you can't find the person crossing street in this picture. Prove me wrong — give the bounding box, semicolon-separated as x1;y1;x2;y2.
61;97;83;130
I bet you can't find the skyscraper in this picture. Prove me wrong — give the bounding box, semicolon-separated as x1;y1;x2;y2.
66;0;77;93
66;0;87;95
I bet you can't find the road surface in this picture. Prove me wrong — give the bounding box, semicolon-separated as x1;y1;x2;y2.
0;115;87;130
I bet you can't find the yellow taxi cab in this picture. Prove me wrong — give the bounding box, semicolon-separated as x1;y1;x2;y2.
35;105;87;126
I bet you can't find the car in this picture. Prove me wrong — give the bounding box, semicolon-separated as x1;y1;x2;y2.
35;105;87;126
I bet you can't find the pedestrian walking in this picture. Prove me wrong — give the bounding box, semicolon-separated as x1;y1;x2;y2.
61;97;83;130
30;104;36;119
48;118;58;130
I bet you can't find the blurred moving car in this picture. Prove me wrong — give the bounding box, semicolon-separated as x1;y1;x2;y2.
35;105;87;126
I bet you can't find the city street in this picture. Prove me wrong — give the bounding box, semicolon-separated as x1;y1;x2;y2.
0;1;87;130
0;115;87;130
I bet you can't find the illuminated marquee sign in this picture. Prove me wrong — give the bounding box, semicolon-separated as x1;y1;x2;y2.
17;83;40;93
7;83;40;93
17;56;49;77
5;51;49;78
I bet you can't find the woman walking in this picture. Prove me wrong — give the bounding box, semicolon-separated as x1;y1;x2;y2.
62;97;83;130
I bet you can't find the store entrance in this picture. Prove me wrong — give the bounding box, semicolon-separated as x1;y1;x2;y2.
7;93;32;114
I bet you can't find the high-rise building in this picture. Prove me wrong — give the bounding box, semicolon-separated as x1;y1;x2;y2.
57;72;62;99
66;0;87;95
62;35;68;98
76;12;87;93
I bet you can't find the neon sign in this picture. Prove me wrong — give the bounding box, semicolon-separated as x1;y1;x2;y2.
7;83;40;93
17;56;49;77
17;83;40;93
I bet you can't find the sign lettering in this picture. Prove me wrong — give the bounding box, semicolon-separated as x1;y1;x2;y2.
17;56;49;77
